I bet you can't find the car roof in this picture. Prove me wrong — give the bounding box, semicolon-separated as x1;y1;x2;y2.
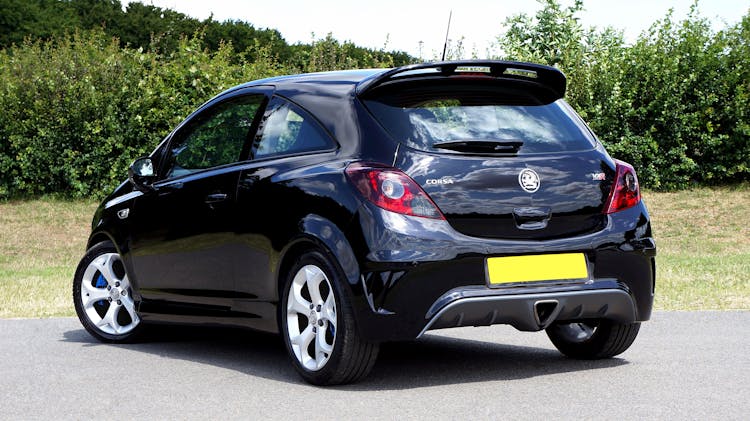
234;69;387;99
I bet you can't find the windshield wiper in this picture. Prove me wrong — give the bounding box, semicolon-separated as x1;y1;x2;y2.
432;140;524;154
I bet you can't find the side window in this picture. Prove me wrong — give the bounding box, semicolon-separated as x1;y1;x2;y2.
165;95;263;179
253;99;334;158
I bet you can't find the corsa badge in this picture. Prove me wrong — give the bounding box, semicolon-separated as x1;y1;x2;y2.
426;177;455;185
518;169;540;193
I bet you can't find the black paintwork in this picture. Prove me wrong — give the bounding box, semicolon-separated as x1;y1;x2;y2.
87;61;655;342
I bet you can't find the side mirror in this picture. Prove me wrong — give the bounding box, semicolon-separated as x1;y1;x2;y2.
128;157;156;192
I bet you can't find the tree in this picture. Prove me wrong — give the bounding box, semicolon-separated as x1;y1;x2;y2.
0;0;414;66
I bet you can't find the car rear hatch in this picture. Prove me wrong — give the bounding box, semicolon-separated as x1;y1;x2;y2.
359;61;613;240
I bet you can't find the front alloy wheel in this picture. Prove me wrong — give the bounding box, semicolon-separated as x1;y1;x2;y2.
280;250;379;385
73;242;141;342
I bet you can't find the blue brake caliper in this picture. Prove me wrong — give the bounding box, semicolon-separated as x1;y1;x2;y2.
95;273;107;288
95;273;107;306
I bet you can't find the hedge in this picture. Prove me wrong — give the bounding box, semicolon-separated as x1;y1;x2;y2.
1;2;748;198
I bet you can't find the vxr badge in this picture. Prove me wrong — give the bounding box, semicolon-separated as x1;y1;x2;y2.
518;169;540;193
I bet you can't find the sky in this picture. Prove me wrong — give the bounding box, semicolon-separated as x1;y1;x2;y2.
124;0;749;59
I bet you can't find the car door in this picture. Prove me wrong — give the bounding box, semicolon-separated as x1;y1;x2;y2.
230;97;338;323
128;91;267;313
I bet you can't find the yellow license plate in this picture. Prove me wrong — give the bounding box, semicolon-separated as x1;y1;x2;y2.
486;253;588;285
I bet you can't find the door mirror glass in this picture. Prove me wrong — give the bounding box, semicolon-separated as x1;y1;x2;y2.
128;157;155;191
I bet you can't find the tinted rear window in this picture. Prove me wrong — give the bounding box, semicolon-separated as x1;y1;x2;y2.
362;82;595;154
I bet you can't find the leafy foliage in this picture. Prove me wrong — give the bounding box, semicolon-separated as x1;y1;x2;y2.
0;22;406;198
0;30;282;197
295;33;396;72
0;0;748;197
497;0;750;189
0;0;413;66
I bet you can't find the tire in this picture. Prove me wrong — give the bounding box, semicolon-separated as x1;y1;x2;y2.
546;319;640;359
280;249;379;385
73;241;142;343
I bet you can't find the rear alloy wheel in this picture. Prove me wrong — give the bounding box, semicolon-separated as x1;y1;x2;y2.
280;250;378;385
546;319;640;359
73;242;141;342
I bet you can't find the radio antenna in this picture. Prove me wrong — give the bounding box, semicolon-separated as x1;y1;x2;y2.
441;10;452;61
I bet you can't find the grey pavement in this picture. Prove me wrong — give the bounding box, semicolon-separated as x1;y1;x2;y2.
0;311;748;420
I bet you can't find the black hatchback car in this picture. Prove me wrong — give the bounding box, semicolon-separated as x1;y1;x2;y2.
74;60;656;385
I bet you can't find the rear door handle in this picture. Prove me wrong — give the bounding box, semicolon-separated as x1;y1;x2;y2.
204;193;228;204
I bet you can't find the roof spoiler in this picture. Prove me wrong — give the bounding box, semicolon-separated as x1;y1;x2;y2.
356;60;566;100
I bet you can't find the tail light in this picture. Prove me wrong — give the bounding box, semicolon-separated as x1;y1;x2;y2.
603;159;641;214
345;163;445;219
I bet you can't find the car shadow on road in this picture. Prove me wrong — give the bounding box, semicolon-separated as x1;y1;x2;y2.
354;334;627;391
62;325;628;390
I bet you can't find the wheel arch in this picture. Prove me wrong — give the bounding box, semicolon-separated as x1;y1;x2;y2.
276;214;361;297
86;230;117;251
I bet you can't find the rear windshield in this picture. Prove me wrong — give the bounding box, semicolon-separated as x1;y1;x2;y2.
362;83;596;154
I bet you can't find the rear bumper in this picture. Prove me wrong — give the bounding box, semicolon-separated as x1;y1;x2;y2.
420;287;636;336
346;202;656;342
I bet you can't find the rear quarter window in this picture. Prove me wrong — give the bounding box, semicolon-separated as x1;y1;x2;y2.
253;98;334;158
362;83;596;154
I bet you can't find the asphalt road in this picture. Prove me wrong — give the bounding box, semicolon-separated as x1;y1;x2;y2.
1;311;748;420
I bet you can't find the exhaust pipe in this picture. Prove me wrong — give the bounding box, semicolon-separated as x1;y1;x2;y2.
534;300;560;328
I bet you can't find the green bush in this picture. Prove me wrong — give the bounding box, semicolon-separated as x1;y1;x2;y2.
0;1;748;197
0;31;145;197
497;0;750;189
601;8;750;189
0;30;285;198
